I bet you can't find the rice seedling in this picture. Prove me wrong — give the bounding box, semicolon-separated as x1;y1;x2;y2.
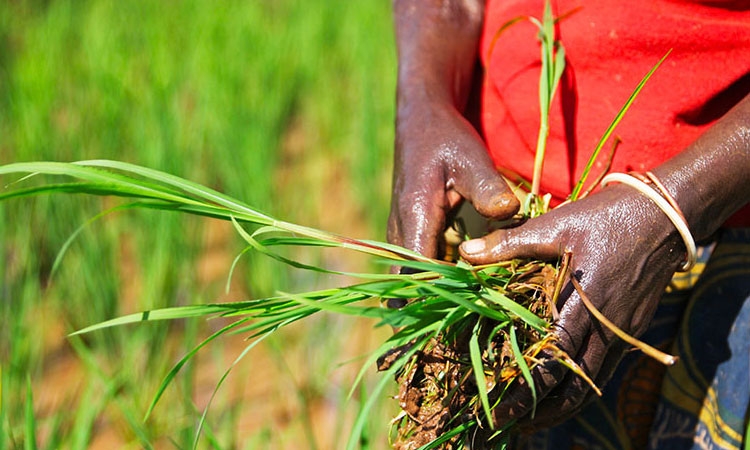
0;2;676;449
0;160;562;449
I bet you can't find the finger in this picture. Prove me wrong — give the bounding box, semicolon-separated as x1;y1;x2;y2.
515;372;592;431
517;277;639;431
458;221;562;265
517;330;618;430
491;329;589;429
494;272;598;429
387;187;446;260
590;339;630;391
489;357;568;428
449;150;520;221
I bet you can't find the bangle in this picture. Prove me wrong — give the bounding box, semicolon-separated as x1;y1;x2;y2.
629;171;688;225
600;172;696;272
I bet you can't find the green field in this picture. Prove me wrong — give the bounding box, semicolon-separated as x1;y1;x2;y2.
0;1;398;448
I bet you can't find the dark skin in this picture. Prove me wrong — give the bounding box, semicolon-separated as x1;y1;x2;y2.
388;0;520;258
389;0;750;432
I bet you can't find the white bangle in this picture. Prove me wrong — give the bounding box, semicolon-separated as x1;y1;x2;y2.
600;172;696;272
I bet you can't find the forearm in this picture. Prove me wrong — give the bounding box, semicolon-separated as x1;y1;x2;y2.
653;94;750;241
393;0;485;111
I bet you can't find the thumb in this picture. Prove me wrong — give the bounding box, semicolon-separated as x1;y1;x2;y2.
458;224;562;265
450;153;520;221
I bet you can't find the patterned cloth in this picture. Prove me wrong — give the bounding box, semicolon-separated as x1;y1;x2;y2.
516;228;750;450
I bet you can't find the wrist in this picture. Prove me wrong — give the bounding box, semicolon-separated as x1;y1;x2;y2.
602;183;687;271
650;96;750;241
602;172;696;271
396;78;458;119
651;141;750;242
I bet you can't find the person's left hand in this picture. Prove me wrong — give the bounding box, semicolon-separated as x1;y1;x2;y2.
458;182;686;430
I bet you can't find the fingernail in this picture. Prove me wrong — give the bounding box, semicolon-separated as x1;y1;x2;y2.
494;192;518;208
461;239;485;254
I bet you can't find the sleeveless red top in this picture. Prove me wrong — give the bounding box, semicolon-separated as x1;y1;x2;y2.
480;0;750;226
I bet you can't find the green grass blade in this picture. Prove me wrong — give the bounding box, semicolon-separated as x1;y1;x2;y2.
49;204;134;280
538;1;553;114
469;320;494;430
347;317;445;402
70;305;235;335
410;281;511;323
0;162;201;206
234;219;408;281
356;385;372;450
0;160;438;271
346;333;434;450
485;15;529;63
542;0;554;47
486;419;518;445
480;288;548;332
279;290;401;322
509;325;537;418
551;44;566;96
191;329;278;450
233;218;356;276
530;0;565;200
257;236;340;248
74;159;273;221
24;376;38;450
1;161;363;254
359;239;446;264
417;420;476;450
390;259;472;281
569;51;671;200
226;246;252;294
0;182;158;202
69;383;104;450
0;365;4;450
111;398;155;450
144;318;251;421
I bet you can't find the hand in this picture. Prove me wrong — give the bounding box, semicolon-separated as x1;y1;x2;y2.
389;0;518;260
387;102;519;259
459;183;686;430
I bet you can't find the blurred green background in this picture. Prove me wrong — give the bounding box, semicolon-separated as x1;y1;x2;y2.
0;0;397;448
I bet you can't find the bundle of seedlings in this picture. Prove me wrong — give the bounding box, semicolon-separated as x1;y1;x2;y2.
388;5;678;448
0;159;564;449
0;4;675;449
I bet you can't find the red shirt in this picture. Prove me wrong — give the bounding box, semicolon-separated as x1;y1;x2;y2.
480;0;750;226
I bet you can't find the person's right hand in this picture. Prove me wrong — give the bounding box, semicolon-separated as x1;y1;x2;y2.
387;100;520;260
388;0;516;260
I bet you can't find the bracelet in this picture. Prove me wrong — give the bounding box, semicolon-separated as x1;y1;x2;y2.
600;172;696;272
629;171;688;225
